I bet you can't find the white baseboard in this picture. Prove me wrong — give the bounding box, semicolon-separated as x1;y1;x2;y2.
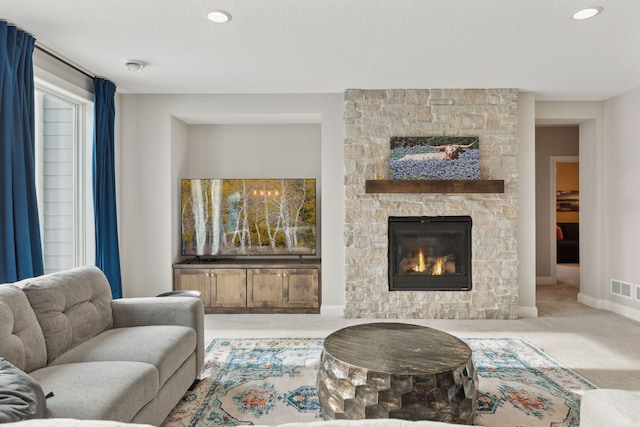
518;306;538;318
577;292;606;309
578;293;640;322
320;305;344;317
604;300;640;323
536;276;554;285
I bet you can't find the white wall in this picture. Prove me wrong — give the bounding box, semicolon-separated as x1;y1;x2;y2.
517;92;537;317
117;94;345;314
603;87;640;318
186;124;320;179
170;117;189;282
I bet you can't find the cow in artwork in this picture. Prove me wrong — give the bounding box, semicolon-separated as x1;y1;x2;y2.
397;140;478;162
436;141;477;160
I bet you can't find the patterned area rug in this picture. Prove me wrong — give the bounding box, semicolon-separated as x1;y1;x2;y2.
162;337;596;427
467;338;595;427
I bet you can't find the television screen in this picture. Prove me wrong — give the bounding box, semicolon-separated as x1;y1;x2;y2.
181;178;316;257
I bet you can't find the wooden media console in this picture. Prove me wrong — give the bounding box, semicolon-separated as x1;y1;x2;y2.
173;259;321;314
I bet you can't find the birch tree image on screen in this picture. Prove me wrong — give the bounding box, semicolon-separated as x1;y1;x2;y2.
181;178;316;256
191;179;208;254
181;179;222;256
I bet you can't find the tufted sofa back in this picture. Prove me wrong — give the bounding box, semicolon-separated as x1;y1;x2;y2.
17;266;114;364
0;285;48;372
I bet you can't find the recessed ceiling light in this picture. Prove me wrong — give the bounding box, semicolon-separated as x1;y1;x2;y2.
207;10;232;23
572;6;603;20
125;61;145;72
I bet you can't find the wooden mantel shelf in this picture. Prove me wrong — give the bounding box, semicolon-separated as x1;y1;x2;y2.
365;179;505;194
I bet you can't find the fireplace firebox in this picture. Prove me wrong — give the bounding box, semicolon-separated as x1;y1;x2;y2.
388;216;472;291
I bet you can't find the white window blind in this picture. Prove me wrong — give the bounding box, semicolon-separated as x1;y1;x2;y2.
40;95;75;273
35;85;94;274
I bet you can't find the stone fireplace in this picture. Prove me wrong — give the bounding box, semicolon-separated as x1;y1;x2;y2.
344;89;519;319
388;216;472;292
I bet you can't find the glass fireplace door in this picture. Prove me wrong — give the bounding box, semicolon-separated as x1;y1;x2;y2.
388;216;472;291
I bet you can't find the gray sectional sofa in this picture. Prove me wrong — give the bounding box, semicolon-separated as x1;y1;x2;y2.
0;266;204;425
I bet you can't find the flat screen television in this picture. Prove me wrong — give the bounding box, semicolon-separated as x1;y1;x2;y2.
181;178;316;257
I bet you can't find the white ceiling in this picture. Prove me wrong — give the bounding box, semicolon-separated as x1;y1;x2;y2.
2;0;639;100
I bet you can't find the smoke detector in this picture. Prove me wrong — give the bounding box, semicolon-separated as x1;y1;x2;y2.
125;61;145;72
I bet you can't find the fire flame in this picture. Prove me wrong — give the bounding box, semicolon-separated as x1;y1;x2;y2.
432;257;444;276
413;250;426;272
411;251;446;275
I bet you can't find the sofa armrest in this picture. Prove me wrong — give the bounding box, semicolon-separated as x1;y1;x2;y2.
111;297;204;378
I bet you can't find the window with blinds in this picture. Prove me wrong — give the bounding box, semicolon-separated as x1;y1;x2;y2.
40;94;75;273
35;87;94;274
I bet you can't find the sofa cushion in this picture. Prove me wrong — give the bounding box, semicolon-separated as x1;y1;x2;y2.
0;285;47;372
19;266;114;364
29;361;158;422
0;357;46;422
48;325;196;387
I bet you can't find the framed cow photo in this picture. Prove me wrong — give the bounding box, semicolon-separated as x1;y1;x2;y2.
389;136;480;180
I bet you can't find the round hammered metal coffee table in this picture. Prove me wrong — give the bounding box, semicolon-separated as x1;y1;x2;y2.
316;323;478;424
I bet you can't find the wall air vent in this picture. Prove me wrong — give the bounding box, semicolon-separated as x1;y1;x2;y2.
611;280;621;295
622;282;632;299
611;279;633;299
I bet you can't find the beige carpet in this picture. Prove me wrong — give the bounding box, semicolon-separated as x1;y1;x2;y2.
203;267;640;392
556;263;580;288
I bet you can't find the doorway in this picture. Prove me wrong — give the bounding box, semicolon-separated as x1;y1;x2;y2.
534;126;579;289
551;156;579;289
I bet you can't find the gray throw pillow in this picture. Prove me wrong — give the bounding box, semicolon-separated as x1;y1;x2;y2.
0;357;46;422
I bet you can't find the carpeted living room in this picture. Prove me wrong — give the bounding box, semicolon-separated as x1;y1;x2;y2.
178;278;640;427
2;2;640;427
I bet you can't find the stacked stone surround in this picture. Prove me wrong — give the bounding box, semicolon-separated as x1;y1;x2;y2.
344;89;519;319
